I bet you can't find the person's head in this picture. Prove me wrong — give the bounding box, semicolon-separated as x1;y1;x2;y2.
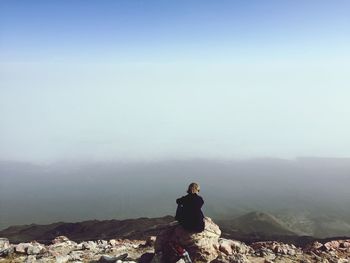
187;182;200;194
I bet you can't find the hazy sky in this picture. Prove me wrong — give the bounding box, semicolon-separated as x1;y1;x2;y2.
0;0;349;163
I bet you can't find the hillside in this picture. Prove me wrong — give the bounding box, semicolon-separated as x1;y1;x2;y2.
2;211;350;248
0;219;349;263
0;216;174;244
219;211;296;236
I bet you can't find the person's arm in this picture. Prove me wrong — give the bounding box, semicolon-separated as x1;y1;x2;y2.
176;196;185;205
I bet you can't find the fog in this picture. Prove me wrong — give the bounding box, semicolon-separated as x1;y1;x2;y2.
1;158;349;230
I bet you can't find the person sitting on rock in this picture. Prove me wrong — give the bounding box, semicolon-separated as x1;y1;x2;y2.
175;182;205;232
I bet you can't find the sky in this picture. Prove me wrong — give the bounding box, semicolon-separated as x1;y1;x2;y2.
0;0;350;163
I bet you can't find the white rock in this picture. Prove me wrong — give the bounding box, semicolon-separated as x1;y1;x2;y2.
0;238;10;250
25;255;37;263
27;243;46;255
55;255;70;263
15;243;31;253
52;236;70;244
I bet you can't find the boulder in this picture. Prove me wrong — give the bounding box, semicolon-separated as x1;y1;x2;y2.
340;240;350;249
0;238;13;257
0;238;10;251
212;254;251;263
154;217;221;263
55;255;70;263
251;241;299;256
324;240;340;251
81;241;98;251
26;242;46;255
15;243;31;254
144;236;157;247
52;236;70;244
218;239;252;255
25;255;37;263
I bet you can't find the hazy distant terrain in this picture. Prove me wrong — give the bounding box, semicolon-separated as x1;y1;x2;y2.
1;158;350;238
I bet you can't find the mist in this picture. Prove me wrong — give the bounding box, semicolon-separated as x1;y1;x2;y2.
1;157;349;230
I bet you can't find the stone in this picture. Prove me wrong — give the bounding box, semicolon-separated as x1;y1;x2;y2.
97;253;129;262
144;236;157;247
26;242;46;255
154;217;221;263
15;243;31;254
52;236;70;244
109;239;118;246
69;251;84;261
25;255;37;263
219;239;252;255
306;241;323;252
97;240;109;248
81;241;98;250
0;238;10;251
55;255;70;263
212;254;251;263
340;240;350;248
254;247;274;257
219;239;233;255
324;241;340;251
0;238;14;257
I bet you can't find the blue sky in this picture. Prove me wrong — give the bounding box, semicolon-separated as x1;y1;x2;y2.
0;0;350;162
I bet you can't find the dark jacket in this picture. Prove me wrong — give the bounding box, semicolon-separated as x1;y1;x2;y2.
176;193;205;232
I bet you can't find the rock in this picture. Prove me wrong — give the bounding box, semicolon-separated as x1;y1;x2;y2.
219;239;233;255
254;247;274;257
340;240;350;248
154;217;221;263
306;241;323;252
15;243;31;254
52;236;70;244
26;242;46;255
0;238;10;251
97;253;129;262
81;241;98;250
218;239;252;255
212;254;251;263
69;250;84;261
324;241;340;251
98;255;119;262
109;239;118;246
50;236;77;250
251;241;298;256
144;236;157;247
97;240;109;248
0;238;14;257
25;255;37;263
55;255;70;263
0;246;14;257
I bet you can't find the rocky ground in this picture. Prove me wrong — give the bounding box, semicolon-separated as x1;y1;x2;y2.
0;218;349;263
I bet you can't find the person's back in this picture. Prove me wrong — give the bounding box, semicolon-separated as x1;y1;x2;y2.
176;183;205;232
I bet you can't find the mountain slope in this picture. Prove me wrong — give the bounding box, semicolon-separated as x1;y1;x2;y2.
219;211;296;236
0;216;174;244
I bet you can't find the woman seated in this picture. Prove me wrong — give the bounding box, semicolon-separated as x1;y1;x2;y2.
175;182;205;232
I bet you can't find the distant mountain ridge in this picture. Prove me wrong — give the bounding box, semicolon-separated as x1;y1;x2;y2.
218;211;296;236
0;216;174;244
